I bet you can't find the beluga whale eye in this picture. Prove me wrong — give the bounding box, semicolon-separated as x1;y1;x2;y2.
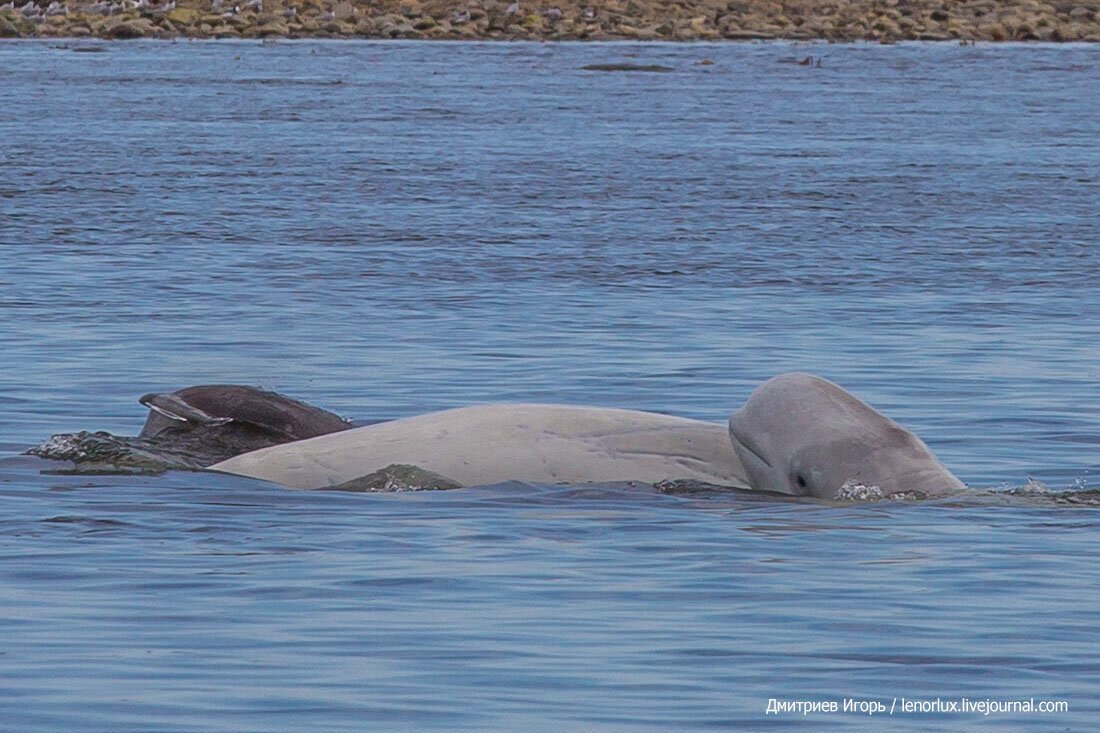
794;473;809;494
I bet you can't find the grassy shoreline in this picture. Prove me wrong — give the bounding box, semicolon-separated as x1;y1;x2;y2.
3;0;1099;42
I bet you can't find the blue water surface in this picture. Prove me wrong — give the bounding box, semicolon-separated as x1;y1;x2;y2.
0;39;1098;730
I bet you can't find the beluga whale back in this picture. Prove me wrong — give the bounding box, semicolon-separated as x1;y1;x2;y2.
209;403;753;490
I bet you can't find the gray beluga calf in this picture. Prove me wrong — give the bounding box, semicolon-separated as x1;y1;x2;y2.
139;385;353;443
133;384;356;464
29;385;356;473
727;373;965;499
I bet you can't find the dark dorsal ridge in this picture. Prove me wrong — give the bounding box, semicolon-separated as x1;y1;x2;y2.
139;392;233;427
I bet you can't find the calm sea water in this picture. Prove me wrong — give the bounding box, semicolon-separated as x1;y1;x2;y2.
1;39;1098;730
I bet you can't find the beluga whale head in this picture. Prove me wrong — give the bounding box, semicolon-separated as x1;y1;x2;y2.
727;373;965;499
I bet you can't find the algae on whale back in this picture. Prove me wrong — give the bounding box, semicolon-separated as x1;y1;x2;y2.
5;0;1100;42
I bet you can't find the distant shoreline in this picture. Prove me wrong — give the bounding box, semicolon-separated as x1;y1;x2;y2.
3;0;1099;42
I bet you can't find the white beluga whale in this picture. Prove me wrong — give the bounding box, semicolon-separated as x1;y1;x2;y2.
210;404;751;490
727;373;965;499
209;373;964;499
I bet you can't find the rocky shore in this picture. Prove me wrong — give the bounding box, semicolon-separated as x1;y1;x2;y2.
2;0;1098;41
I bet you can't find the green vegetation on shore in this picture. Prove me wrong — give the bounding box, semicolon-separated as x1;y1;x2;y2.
2;0;1098;41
